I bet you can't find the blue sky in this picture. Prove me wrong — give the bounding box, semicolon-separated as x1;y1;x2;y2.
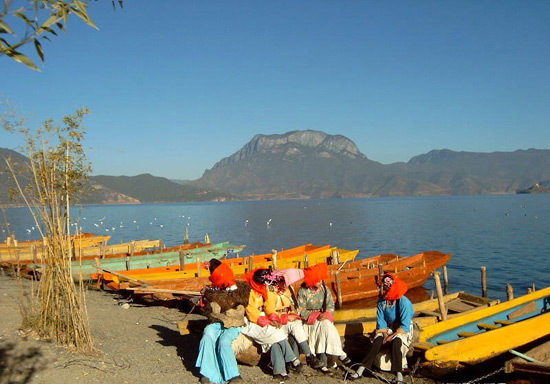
1;1;549;180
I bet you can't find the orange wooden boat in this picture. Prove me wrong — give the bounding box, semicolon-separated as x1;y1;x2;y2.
323;250;452;303
96;243;332;291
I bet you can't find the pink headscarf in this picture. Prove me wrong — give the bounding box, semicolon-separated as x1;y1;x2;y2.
270;268;305;287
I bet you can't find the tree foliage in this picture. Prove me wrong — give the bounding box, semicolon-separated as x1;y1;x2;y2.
0;0;122;71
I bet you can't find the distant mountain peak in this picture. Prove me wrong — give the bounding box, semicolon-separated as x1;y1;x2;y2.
212;130;366;170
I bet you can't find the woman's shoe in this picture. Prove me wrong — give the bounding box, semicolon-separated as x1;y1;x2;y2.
273;373;288;383
306;354;324;369
288;360;305;373
319;366;332;375
199;376;214;384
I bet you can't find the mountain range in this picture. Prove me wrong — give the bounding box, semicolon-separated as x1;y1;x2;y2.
1;130;549;205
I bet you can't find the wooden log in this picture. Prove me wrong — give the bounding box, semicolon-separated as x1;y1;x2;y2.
481;266;487;298
303;253;308;269
197;257;202;277
433;271;448;321
248;254;253;271
507;283;514;301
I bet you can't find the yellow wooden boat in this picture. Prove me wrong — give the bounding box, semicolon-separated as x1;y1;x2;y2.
0;233;111;262
417;286;550;371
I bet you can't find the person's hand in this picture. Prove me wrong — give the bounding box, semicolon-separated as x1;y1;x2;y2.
318;312;327;321
271;319;282;328
287;314;300;322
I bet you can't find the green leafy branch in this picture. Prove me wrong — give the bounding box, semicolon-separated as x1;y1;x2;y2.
0;0;122;71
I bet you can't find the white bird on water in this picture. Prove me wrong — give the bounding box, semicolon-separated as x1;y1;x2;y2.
267;218;272;227
245;220;249;226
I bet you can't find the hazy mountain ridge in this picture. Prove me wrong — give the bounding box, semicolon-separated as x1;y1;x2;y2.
2;131;550;204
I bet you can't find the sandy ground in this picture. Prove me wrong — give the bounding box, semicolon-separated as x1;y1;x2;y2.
0;273;446;384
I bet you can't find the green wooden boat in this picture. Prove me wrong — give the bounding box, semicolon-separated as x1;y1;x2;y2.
25;242;245;282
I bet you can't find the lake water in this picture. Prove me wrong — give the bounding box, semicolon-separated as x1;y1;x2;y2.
3;194;549;302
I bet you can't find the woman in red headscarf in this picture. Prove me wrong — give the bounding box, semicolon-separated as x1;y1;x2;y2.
349;273;414;384
241;267;305;381
297;263;351;373
196;259;250;384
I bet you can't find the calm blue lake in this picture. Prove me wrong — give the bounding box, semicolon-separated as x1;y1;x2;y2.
3;194;549;301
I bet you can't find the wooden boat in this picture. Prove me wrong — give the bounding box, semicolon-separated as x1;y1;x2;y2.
98;244;346;292
416;286;550;373
114;246;357;284
25;241;246;282
504;336;550;380
322;250;452;304
334;291;499;337
0;233;111;262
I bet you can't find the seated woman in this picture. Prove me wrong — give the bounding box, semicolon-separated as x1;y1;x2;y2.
350;273;414;384
267;268;324;369
196;259;251;384
297;263;351;373
241;267;304;381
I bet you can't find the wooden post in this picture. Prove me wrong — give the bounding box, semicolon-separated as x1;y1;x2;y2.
527;287;532;294
31;245;37;265
197;257;202;277
248;254;253;271
433;272;448;321
532;283;536;292
272;250;278;270
378;264;384;277
184;226;189;244
100;241;106;259
335;272;343;309
481;266;487;298
506;283;514;301
125;256;131;271
179;251;186;269
443;266;449;295
159;239;164;250
130;241;135;257
303;253;309;269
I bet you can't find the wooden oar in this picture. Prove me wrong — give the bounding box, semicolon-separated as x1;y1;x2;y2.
98;267;152;287
126;287;201;297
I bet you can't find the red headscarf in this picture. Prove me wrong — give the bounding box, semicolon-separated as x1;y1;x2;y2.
209;262;236;289
382;273;408;301
245;268;269;300
304;263;329;288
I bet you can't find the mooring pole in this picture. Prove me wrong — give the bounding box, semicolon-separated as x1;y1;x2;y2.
443;266;449;295
506;283;514;301
433;271;448;321
481;266;487;298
